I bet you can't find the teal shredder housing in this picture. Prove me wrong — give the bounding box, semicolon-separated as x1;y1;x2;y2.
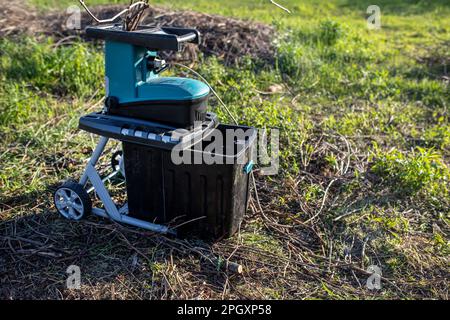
105;41;210;104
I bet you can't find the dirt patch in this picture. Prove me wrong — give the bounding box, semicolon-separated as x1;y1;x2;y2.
0;0;276;65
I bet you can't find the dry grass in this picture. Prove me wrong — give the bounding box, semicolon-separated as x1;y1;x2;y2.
0;0;448;300
1;133;447;299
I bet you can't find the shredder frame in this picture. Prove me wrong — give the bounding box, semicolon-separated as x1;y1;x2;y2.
78;135;175;235
72;122;256;238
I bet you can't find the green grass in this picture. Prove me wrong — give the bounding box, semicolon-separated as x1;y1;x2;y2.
0;0;449;299
0;38;103;126
370;145;449;197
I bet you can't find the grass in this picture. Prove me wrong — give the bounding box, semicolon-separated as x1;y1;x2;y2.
0;0;449;299
370;145;449;197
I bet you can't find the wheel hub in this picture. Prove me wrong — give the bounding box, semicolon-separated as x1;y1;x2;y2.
54;188;85;220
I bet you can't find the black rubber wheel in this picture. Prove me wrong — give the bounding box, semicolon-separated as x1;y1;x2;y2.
54;181;92;221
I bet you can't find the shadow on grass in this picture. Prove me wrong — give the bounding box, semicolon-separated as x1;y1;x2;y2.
405;46;449;82
0;185;234;299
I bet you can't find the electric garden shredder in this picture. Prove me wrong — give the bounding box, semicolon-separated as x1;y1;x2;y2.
53;22;256;240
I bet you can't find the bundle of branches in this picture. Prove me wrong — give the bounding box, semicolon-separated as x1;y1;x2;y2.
0;0;276;65
144;7;276;65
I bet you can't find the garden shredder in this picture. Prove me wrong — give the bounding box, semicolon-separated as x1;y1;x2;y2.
53;2;256;240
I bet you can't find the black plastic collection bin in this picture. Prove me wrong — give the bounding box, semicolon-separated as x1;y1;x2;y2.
122;124;256;240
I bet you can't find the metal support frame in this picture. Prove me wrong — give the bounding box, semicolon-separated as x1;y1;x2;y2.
78;136;174;235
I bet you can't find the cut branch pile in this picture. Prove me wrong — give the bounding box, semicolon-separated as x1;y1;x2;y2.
0;0;276;65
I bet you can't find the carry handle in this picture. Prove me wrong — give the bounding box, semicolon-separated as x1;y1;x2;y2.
177;32;197;43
